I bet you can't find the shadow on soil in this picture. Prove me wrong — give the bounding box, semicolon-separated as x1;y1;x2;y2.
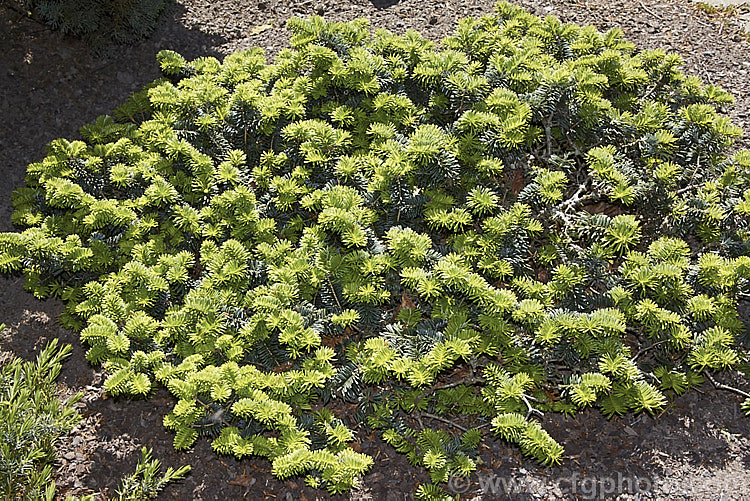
0;1;227;232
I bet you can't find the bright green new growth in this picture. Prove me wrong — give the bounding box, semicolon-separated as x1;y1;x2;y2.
2;2;750;496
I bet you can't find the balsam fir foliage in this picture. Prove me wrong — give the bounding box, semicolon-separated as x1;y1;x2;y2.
23;0;167;47
2;2;750;496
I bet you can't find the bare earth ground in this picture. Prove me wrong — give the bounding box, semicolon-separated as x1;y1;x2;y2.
1;0;750;499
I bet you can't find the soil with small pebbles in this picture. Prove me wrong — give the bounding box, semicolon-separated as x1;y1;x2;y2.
1;0;750;499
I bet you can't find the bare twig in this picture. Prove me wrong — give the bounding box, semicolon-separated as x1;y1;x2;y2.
560;177;593;209
540;176;596;222
674;185;696;197
639;1;664;21
431;376;485;391
327;277;343;310
633;339;671;360
195;398;233;428
521;394;544;419
420;412;469;432
639;72;670;104
705;372;750;400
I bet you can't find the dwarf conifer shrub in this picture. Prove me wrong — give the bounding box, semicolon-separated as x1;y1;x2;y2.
2;2;750;497
23;0;167;47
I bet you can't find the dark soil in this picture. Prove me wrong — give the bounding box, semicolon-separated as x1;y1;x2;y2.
1;0;750;499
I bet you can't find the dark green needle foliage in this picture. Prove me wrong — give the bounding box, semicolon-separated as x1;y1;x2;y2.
23;0;168;47
2;2;750;498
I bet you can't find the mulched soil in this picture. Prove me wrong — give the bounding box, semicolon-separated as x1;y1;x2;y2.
1;0;750;499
